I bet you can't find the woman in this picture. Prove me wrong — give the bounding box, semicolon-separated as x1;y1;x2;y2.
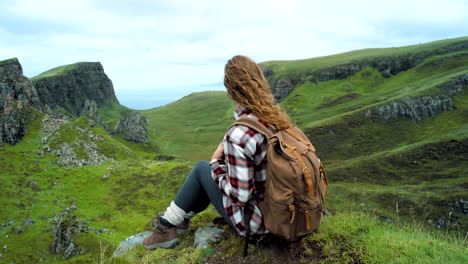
143;55;293;250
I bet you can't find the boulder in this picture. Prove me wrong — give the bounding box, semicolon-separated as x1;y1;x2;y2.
112;111;148;144
193;227;224;250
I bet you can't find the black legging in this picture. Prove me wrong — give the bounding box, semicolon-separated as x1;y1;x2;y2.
174;160;233;227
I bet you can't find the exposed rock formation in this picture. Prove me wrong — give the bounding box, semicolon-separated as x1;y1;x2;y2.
80;99;108;129
50;209;87;260
112;111;148;143
438;74;468;96
365;96;455;122
41;117;113;167
0;58;41;145
270;77;297;101
32;62;119;116
263;40;468;101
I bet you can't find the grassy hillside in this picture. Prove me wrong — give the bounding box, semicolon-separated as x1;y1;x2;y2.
31;62;91;80
261;36;468;80
1;37;467;263
0;111;465;263
140;91;236;161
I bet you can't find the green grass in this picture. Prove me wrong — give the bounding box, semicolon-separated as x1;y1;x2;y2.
1;37;467;263
31;62;91;80
261;36;468;80
0;57;18;65
140;91;235;161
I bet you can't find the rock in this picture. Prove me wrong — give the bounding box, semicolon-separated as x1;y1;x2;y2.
272;78;297;101
450;198;468;216
381;68;393;78
50;210;88;259
0;58;43;145
193;227;224;250
23;218;35;225
260;65;273;78
2;220;14;227
81;99;103;128
13;228;25;234
62;242;78;260
29;181;39;191
32;62;119;116
113;231;153;257
154;154;176;161
265;40;468;101
365;95;454;122
317;63;363;81
438;74;468;96
112;111;148;144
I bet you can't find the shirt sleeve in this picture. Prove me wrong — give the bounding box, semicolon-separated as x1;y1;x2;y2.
209;126;257;207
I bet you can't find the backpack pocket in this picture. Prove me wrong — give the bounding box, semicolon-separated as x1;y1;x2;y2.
295;204;322;237
258;194;296;240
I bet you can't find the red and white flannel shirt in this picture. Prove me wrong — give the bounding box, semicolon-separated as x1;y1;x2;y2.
209;105;270;237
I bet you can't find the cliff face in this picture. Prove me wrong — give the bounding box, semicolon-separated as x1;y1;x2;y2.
264;40;468;101
365;96;455;122
0;58;42;145
112;112;148;144
32;62;119;116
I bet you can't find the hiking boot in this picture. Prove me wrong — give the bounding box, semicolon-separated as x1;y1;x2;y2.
143;217;179;250
152;215;190;234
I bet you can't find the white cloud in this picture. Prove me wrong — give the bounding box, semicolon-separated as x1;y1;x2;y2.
1;0;467;108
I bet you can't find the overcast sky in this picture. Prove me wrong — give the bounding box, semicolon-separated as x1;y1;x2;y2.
1;0;467;109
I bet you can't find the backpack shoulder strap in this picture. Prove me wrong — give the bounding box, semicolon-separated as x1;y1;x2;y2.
230;117;274;138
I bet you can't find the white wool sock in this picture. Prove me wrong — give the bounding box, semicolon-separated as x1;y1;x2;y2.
162;201;187;226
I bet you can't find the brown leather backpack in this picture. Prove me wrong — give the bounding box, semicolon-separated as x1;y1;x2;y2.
232;117;328;245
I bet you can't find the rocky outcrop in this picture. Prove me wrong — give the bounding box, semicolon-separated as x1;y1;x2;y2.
365;95;455;122
32;62;119;116
263;40;468;101
270;77;297;101
80;99;108;130
438;74;468;95
50;209;87;260
112;111;148;144
41;117;113;167
0;58;42;145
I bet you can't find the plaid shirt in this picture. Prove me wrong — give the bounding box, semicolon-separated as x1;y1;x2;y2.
209;105;269;237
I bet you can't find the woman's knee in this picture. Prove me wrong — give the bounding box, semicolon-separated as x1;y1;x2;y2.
192;160;210;179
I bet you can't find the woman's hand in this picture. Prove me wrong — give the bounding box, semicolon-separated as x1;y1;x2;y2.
211;143;224;161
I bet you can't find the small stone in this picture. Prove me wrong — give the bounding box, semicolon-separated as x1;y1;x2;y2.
23;218;35;225
113;231;153;257
29;182;39;191
2;220;14;227
101;173;110;180
193;227;224;250
13;228;25;234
